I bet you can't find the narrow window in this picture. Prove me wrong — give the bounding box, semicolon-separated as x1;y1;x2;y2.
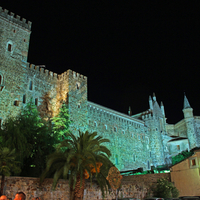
78;103;81;108
147;161;150;169
114;127;117;132
122;130;125;135
115;155;118;165
0;118;2;127
94;121;97;127
23;94;26;104
192;159;196;166
76;82;80;90
0;74;2;84
133;154;136;162
177;145;180;150
35;98;38;106
29;80;33;90
8;44;12;52
104;124;107;130
150;151;151;157
14;100;19;106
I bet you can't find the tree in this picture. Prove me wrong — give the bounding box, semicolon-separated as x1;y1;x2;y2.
51;101;71;141
153;177;179;198
41;131;113;200
172;150;193;165
0;100;59;177
0;147;21;196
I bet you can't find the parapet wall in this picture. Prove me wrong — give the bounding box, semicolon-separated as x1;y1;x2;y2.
0;7;32;30
1;173;170;200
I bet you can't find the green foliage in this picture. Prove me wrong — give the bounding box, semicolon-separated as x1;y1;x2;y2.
41;131;113;199
0;147;21;196
153;178;179;198
51;101;71;141
0;100;59;177
0;147;21;176
172;150;193;165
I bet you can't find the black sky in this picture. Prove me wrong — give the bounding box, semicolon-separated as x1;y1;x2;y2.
1;1;200;124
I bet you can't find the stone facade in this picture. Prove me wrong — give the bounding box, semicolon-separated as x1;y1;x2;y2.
0;173;170;200
1;6;200;172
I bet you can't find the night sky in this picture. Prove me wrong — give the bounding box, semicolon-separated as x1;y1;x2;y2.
1;1;200;124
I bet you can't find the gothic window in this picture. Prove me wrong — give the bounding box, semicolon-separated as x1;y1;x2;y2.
23;94;26;104
29;80;33;90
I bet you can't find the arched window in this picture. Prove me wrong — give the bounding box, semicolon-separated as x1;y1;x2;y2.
8;44;12;52
35;98;38;106
0;74;2;84
76;82;80;90
23;94;26;104
14;100;19;106
0;74;4;91
29;80;33;90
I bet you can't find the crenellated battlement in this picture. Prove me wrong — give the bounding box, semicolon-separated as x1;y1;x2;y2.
59;69;87;81
28;63;58;80
0;7;32;30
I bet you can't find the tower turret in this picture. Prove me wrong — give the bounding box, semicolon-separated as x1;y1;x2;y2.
152;93;156;101
149;95;153;110
182;94;196;149
160;101;165;117
183;94;193;118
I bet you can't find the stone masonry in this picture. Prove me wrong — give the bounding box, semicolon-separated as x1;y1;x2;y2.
1;6;200;172
0;173;170;200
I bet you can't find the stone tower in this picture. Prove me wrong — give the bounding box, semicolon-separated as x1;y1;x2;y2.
143;94;166;166
57;70;88;135
182;94;196;149
0;7;32;121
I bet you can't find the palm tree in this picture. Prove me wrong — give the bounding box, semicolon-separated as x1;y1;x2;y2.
41;131;113;200
0;147;21;196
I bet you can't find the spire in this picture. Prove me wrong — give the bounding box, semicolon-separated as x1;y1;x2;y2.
160;101;165;117
183;93;192;109
149;95;153;110
128;106;132;116
152;93;156;101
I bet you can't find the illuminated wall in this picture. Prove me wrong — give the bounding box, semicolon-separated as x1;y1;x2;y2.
1;6;200;171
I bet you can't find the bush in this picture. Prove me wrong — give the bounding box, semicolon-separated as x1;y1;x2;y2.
153;178;179;198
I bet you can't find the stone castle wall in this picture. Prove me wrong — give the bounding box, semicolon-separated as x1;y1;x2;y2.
87;101;151;171
1;5;200;173
1;173;170;200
